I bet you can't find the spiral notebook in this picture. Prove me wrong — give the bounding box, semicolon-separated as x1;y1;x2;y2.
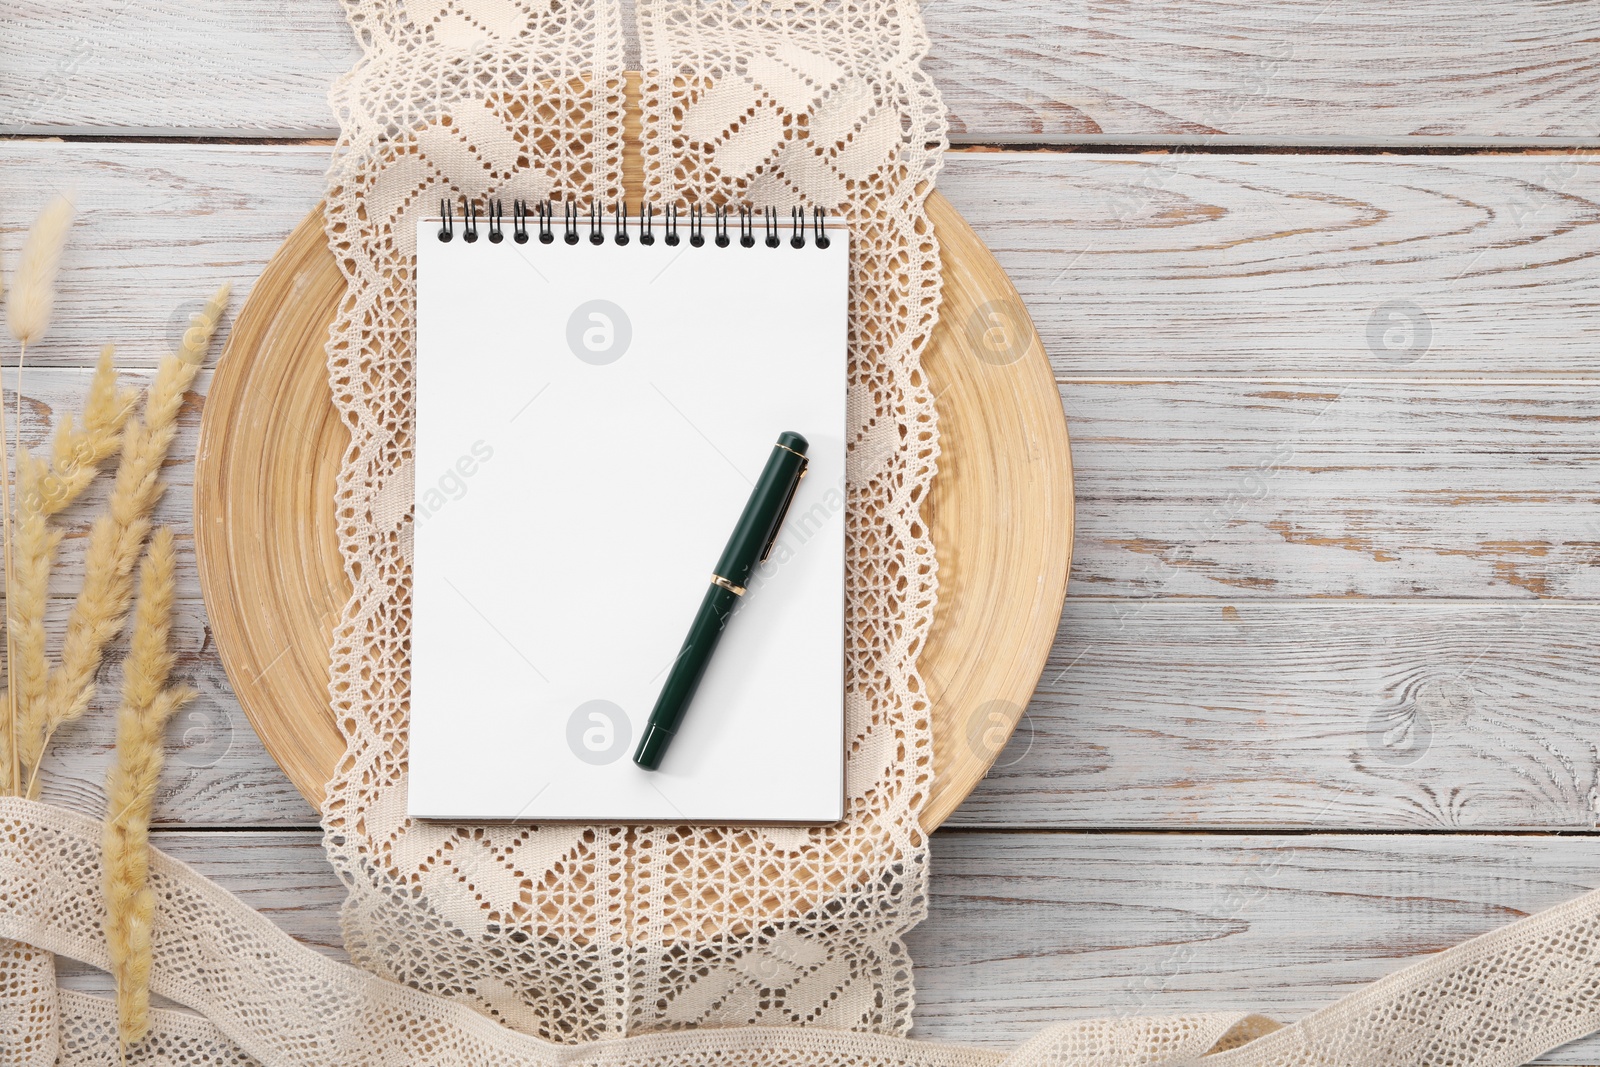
407;202;848;823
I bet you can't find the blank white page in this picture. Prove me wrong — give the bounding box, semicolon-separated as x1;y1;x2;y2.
409;215;847;822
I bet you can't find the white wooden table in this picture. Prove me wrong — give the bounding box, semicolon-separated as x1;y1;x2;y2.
3;2;1599;1061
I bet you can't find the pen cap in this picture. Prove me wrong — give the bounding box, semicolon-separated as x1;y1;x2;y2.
714;433;809;587
634;722;674;770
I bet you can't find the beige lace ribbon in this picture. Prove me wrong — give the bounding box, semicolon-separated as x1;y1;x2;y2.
321;0;942;1043
3;798;1600;1066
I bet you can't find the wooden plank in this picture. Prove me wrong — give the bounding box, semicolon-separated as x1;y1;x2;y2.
941;153;1600;378
2;369;1595;827
910;831;1600;1063
48;829;1600;1063
0;143;327;369
39;600;1600;834
12;366;1597;601
4;143;1598;376
946;600;1600;832
1059;378;1600;600
924;0;1600;146
5;1;1600;145
0;0;354;138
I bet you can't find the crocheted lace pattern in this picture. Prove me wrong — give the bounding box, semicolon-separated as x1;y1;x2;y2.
3;799;1600;1066
319;0;946;1040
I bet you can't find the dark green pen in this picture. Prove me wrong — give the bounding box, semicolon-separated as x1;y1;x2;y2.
633;432;810;770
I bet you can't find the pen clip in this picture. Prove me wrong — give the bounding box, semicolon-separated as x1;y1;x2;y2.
760;456;807;564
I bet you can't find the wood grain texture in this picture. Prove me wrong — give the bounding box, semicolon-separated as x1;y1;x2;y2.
953;600;1600;832
5;143;1600;376
942;153;1600;378
1062;378;1600;600
48;830;1600;1063
11;367;1599;604
2;367;1596;829
917;197;1077;828
190;207;352;822
0;143;327;369
924;0;1600;146
34;600;1600;835
910;831;1600;1061
5;0;1600;144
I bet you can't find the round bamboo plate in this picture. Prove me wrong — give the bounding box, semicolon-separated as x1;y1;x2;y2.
194;87;1073;833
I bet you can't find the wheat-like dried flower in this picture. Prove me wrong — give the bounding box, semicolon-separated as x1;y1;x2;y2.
11;450;61;756
38;345;139;514
174;284;229;369
104;528;193;1048
19;285;227;796
3;195;75;794
0;687;10;796
11;351;135;777
6;195;73;347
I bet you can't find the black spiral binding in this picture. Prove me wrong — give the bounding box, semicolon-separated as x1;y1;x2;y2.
436;198;830;249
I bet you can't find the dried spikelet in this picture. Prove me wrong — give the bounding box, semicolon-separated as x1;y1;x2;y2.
104;528;192;1048
19;286;227;796
11;450;61;760
12;351;135;781
174;283;229;370
37;345;139;514
3;196;76;795
6;195;74;347
22;406;178;790
0;688;10;796
12;354;135;790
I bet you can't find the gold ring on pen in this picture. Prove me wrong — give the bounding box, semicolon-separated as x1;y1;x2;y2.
710;575;747;596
